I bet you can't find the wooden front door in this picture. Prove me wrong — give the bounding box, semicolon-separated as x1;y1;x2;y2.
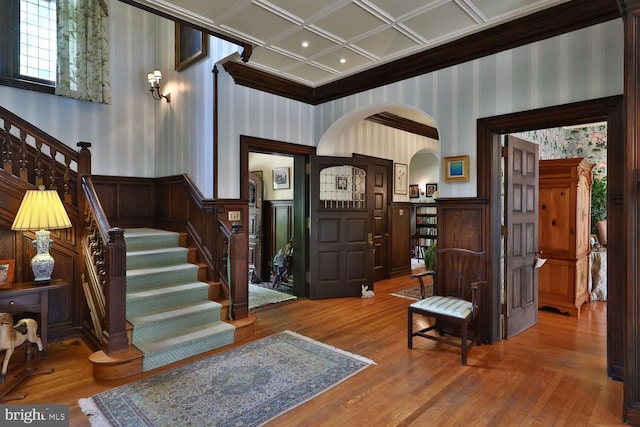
504;135;539;338
248;172;263;283
310;156;374;299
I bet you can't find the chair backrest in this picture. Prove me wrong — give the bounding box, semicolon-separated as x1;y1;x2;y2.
434;248;486;300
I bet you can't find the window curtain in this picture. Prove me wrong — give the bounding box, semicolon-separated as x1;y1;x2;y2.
56;0;111;104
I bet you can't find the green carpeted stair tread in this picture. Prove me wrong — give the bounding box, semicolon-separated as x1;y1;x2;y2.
126;246;189;269
124;228;180;252
135;321;236;371
126;263;199;291
126;281;210;316
129;301;222;343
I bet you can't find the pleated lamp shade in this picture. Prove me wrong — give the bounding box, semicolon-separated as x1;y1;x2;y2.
11;187;72;231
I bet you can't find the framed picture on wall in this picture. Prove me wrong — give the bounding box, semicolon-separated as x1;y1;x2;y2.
175;22;209;72
394;163;408;195
425;183;438;197
273;167;290;190
0;260;15;289
443;155;469;182
409;184;420;198
336;176;348;190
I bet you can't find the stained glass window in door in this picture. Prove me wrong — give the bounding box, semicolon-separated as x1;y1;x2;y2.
319;165;366;209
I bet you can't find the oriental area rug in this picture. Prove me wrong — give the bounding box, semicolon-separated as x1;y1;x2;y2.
390;283;433;301
79;331;375;427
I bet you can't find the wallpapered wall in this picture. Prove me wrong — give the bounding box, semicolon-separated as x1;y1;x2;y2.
314;19;622;200
515;124;608;180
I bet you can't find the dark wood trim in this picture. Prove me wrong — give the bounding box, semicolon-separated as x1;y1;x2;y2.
618;0;640;423
365;113;439;139
223;0;620;104
476;95;624;377
240;136;315;298
213;65;218;199
119;0;252;63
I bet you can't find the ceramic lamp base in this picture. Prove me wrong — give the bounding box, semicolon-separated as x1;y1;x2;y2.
31;229;54;284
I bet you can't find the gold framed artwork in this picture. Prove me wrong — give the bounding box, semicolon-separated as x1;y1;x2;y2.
443;155;469;182
0;259;15;289
175;23;209;72
394;163;408;195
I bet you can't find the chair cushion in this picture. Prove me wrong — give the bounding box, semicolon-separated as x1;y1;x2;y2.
410;296;472;319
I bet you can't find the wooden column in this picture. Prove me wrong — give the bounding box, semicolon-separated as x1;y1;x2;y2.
619;0;640;424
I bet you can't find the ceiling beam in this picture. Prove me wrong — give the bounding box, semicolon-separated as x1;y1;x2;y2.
365;113;439;139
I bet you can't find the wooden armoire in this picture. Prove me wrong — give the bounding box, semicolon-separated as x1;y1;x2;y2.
537;158;594;317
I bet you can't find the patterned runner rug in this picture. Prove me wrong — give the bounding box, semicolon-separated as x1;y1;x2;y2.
79;331;375;427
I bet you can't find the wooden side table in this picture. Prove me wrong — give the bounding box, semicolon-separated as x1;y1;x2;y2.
0;279;67;350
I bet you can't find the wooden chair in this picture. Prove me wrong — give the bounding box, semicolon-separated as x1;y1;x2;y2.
408;248;486;365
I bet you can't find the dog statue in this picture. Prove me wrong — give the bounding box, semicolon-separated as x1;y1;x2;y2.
0;312;43;383
361;284;375;299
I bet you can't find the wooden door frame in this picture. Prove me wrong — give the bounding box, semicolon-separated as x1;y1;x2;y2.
477;95;624;377
240;135;316;297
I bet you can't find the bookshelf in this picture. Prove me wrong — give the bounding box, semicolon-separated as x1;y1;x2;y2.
412;203;437;258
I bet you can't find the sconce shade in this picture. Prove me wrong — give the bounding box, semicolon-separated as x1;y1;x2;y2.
11;187;72;231
147;69;170;102
11;186;72;284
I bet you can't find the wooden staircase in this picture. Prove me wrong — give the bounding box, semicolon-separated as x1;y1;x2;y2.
89;228;255;380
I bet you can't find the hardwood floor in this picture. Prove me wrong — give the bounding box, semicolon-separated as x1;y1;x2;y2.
8;274;623;426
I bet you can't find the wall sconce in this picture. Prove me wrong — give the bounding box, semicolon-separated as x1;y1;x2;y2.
147;69;171;102
11;186;72;284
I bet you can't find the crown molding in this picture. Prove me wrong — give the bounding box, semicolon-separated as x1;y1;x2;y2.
223;0;620;105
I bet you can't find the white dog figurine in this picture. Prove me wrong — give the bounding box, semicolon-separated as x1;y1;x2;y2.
361;285;375;299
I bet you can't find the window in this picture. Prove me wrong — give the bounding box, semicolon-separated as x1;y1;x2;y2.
0;0;57;93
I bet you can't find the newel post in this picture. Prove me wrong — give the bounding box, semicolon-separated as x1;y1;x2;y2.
229;222;248;320
102;227;129;354
76;141;92;207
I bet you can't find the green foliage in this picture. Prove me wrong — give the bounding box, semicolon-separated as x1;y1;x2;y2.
423;242;437;271
591;176;607;233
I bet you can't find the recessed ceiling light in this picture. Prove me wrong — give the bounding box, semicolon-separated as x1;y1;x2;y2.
338;58;347;64
301;41;310;48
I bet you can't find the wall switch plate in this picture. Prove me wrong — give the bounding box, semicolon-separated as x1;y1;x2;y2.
228;211;241;221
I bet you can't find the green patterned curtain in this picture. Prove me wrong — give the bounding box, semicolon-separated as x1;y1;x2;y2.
56;0;111;104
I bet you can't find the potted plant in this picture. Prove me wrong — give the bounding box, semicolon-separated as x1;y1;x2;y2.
423;242;437;271
591;176;607;234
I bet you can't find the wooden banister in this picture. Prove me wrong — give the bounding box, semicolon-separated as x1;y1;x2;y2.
0;105;90;204
81;175;129;355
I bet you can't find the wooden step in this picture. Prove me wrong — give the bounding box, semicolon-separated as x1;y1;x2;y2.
89;347;144;381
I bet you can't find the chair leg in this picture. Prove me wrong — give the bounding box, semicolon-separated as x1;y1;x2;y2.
408;309;413;349
461;323;468;365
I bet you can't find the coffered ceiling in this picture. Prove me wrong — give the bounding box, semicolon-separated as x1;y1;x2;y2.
128;0;571;87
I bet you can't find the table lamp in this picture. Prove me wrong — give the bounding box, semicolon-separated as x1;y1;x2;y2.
11;186;72;284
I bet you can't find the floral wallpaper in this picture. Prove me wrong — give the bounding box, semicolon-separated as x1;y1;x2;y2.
514;124;607;180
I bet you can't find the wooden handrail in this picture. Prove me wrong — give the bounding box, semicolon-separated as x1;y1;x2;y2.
81;175;129;355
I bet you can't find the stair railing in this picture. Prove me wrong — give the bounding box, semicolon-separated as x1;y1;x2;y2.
81;175;129;355
0;105;91;204
218;219;249;321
